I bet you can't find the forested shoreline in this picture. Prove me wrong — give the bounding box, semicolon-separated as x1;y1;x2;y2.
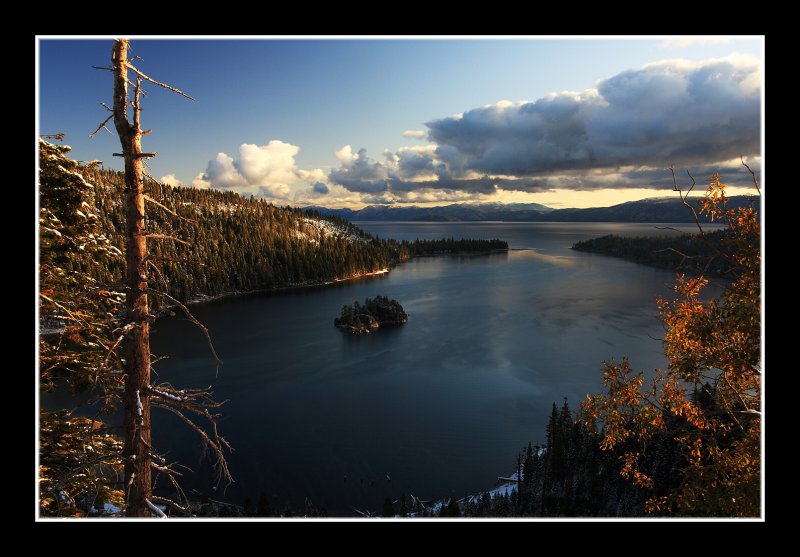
571;229;743;277
61;165;507;307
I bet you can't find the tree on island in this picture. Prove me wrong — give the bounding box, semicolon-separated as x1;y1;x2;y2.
334;296;408;334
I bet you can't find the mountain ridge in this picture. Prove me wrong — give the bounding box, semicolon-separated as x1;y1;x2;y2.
308;196;759;223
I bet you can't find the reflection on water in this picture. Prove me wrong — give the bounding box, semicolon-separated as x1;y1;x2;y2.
509;248;579;268
111;223;722;515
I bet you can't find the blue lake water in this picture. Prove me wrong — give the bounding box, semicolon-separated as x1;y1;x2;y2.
147;222;718;516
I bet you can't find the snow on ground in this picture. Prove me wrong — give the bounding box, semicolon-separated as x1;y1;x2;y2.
89;502;122;516
294;217;369;246
488;481;518;499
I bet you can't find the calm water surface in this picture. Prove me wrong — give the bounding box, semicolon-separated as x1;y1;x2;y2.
148;222;717;515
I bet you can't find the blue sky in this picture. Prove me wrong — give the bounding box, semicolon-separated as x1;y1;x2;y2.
38;37;763;208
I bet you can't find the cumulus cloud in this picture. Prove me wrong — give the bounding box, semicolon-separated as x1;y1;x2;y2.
395;145;439;181
160;174;185;188
195;140;303;198
257;184;291;199
300;181;365;207
328;146;389;192
191;173;212;189
426;55;760;177
324;55;760;204
191;55;759;208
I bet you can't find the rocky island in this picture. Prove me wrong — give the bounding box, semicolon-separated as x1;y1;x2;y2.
334;296;408;334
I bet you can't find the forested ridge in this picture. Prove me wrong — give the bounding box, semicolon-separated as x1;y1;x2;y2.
61;165;508;305
68;168;397;303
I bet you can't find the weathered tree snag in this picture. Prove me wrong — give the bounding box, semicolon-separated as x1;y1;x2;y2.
111;39;152;517
103;38;228;517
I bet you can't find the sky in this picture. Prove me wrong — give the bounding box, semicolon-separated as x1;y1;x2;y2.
37;36;763;209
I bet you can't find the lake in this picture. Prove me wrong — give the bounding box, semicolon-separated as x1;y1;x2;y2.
148;222;717;516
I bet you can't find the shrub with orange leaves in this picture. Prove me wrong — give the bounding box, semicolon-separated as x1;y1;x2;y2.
580;167;761;517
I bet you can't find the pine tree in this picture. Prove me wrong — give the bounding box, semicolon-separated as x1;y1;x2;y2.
39;137;125;516
382;497;395;517
243;496;255;517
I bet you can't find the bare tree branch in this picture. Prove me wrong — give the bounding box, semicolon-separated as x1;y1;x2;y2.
145;233;191;246
127;62;195;101
142;193;195;223
151;402;232;490
113;152;157;158
669;165;739;273
151;495;192;516
95;322;136;383
89;114;114;138
740;156;761;196
146;288;223;372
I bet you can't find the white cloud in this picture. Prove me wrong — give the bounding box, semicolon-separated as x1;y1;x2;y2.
195;140;305;200
660;37;732;49
192;55;760;209
194;140;364;205
258;183;291;199
191;173;211;189
335;145;358;164
236;140;300;186
328;146;389;192
160;173;184;188
203;152;247;188
297;181;365;207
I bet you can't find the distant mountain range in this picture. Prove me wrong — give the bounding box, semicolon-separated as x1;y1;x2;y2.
307;202;554;222
308;196;759;223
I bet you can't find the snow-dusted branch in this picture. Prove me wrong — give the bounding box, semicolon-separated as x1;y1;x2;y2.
145;498;167;518
135;389;144;425
151;496;191;516
95;322;135;382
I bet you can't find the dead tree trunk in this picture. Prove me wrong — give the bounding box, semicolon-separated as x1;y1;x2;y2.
111;39;152;517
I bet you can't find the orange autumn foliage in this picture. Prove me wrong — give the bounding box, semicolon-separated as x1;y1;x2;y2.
580;169;761;517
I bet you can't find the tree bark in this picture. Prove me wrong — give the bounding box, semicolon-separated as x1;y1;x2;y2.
111;39;152;517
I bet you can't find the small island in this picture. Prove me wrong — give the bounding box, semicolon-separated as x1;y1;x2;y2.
334;296;409;334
